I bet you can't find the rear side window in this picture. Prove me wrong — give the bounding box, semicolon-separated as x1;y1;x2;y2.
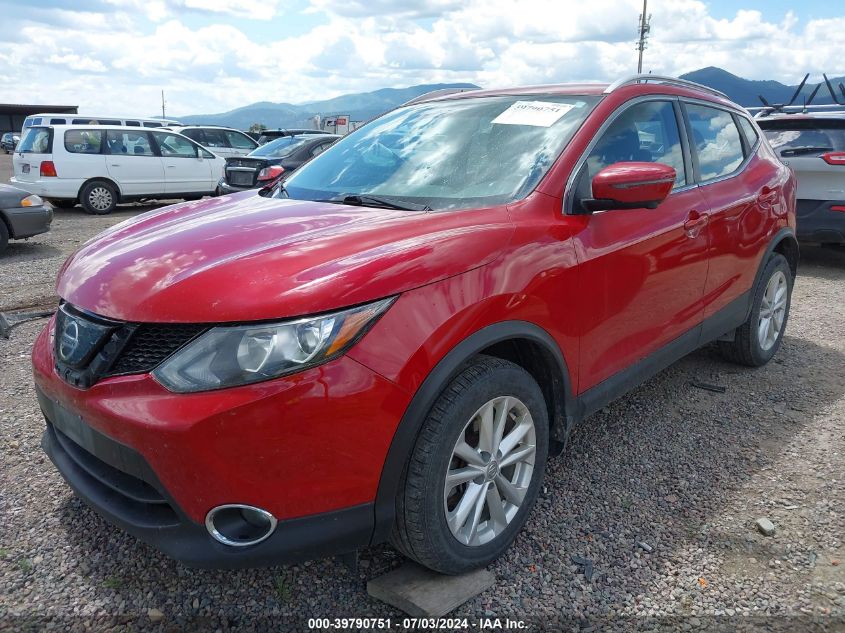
152;132;198;158
106;130;154;156
224;130;257;150
143;122;163;128
759;120;845;157
50;118;66;125
201;129;229;149
125;121;141;127
685;104;744;181
17;127;52;153
738;117;759;151
65;129;103;154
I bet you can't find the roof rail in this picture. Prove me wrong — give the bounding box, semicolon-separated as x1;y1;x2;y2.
604;74;729;99
402;87;480;107
747;103;845;118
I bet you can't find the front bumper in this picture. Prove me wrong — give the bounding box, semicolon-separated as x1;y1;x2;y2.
32;320;411;566
2;203;53;239
796;199;845;243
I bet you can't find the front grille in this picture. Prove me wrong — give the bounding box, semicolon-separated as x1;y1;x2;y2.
107;323;207;376
54;304;207;388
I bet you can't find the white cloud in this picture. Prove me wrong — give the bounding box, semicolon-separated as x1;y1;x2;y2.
0;0;844;119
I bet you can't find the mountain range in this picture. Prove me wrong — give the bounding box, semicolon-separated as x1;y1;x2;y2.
173;68;845;129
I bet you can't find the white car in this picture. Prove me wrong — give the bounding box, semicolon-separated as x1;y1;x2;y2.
10;125;226;214
164;125;258;158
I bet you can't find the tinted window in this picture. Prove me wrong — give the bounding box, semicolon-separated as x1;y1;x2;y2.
17;127;52;153
143;122;163;128
64;129;103;154
224;130;257;149
311;142;332;157
686;104;744;181
106;130;154;156
250;136;312;158
152;132;198;158
759;119;845;157
50;118;66;125
738;117;759;151
201;129;229;148
584;100;687;188
125;121;141;127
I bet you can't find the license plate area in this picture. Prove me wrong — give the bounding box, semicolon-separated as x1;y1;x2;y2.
229;171;254;186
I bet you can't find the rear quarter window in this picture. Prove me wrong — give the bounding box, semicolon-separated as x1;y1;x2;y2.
17;127;52;153
65;129;103;154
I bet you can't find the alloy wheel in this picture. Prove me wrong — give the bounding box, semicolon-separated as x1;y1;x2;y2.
88;187;113;211
758;270;788;351
443;396;537;546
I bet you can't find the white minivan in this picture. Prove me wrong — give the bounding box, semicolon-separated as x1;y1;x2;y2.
10;125;225;214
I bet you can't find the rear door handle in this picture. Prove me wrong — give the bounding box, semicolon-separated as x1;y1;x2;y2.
683;210;709;238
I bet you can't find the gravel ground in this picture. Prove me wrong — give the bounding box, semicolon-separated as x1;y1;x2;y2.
1;151;843;631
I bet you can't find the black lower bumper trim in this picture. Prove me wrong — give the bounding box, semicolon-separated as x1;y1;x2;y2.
38;387;375;568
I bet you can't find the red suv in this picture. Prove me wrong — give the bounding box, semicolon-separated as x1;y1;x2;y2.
33;75;797;574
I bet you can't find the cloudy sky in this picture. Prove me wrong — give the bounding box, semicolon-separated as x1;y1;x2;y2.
0;0;842;117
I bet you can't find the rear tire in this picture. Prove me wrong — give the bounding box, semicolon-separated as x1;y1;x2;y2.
718;253;792;366
0;221;9;254
391;355;549;574
80;181;118;215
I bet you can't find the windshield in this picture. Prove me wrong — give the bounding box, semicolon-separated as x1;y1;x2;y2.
282;95;599;210
249;136;312;158
17;127;52;153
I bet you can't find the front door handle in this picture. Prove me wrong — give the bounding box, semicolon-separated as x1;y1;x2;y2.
683;210;709;238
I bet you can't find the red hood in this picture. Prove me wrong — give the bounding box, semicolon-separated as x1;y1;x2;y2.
57;192;514;322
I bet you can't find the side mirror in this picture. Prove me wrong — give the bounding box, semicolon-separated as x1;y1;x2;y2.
583;162;676;212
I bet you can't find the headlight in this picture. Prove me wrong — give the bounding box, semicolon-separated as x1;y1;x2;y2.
21;194;44;207
152;297;395;392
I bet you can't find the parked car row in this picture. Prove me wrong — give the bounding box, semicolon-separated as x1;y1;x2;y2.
10;125;226;214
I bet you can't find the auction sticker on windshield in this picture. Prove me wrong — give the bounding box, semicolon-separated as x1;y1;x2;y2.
492;101;576;127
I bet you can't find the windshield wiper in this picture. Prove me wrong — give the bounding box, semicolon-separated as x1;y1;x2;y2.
779;146;833;157
323;194;432;212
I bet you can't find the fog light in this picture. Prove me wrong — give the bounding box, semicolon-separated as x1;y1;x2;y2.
205;504;277;547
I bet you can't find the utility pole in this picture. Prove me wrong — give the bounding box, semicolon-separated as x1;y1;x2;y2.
636;0;651;74
161;90;166;120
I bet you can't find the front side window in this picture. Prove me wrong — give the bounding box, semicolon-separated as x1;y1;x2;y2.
106;130;154;156
152;132;198;158
283;94;598;210
64;129;103;154
584;100;687;189
685;104;744;181
224;130;257;150
18;127;52;153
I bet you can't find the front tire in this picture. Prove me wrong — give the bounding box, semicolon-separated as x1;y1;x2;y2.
719;252;792;366
80;181;118;215
392;356;549;574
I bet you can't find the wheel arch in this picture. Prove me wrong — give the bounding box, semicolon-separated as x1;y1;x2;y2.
747;227;798;320
78;177;121;203
370;320;576;545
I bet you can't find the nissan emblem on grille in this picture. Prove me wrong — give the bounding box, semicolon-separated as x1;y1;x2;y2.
58;319;79;362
